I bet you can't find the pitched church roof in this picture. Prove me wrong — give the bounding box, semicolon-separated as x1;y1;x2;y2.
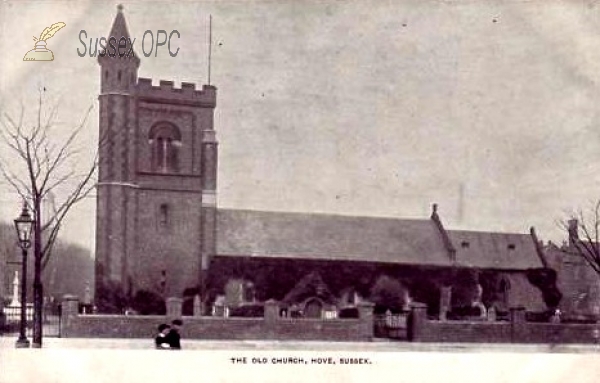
215;208;545;270
216;209;451;266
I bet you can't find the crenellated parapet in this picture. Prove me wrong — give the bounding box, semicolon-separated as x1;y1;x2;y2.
136;77;216;107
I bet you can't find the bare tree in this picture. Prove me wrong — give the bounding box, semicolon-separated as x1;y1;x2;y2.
0;90;98;348
559;201;600;279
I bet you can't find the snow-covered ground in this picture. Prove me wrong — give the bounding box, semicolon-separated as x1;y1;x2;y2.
0;337;599;383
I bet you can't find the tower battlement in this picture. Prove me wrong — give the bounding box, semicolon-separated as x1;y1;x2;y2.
136;77;216;106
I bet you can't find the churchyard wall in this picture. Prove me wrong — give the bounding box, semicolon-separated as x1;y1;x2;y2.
60;296;373;341
58;296;600;344
409;304;600;344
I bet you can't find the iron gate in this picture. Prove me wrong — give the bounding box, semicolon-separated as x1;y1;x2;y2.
374;312;408;340
1;304;60;337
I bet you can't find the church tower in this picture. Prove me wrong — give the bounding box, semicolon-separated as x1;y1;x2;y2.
95;6;218;311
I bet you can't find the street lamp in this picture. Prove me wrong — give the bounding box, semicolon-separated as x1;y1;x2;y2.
13;202;34;348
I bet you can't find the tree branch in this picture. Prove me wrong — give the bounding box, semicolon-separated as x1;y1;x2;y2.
38;105;92;193
1;95;97;272
0;160;32;207
560;205;600;279
41;158;97;262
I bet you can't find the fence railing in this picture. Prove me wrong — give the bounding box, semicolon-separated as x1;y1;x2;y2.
1;304;33;337
1;304;61;337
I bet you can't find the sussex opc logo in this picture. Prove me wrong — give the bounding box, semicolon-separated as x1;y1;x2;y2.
23;22;66;61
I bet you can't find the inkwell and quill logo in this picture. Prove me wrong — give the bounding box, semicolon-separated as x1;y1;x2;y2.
23;22;66;61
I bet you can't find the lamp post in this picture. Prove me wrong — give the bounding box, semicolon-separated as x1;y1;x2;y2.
13;202;34;348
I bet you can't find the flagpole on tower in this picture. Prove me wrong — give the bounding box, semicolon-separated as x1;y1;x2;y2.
208;14;212;85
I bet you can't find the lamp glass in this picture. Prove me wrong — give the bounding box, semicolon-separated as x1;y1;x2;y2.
14;204;34;249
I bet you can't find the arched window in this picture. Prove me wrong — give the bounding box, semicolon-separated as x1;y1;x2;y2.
149;123;181;173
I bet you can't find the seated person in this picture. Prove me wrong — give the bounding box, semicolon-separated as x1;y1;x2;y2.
154;323;171;349
166;319;183;350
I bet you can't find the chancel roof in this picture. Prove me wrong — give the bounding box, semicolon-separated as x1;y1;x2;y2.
448;230;544;270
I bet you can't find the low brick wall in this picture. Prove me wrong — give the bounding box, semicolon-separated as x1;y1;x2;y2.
409;304;600;344
271;318;363;341
62;314;167;338
418;321;512;343
62;315;269;340
60;297;374;342
418;320;600;344
517;323;600;344
62;315;366;341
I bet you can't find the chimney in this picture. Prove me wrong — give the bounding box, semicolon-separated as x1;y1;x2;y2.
568;219;579;243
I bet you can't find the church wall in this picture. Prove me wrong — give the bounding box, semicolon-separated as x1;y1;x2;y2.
95;93;134;289
106;186;126;282
505;272;547;312
132;189;202;298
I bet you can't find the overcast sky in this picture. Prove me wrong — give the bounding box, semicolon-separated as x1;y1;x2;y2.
1;0;600;252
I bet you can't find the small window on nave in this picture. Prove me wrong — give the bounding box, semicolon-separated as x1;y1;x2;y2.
148;123;182;173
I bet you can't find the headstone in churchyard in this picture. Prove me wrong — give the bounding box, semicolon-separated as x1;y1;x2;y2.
193;295;202;317
439;286;452;321
212;295;226;316
224;279;244;307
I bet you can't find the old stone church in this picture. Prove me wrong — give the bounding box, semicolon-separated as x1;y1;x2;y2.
95;8;558;318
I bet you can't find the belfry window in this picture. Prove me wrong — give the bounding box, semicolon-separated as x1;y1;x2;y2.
149;123;181;173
